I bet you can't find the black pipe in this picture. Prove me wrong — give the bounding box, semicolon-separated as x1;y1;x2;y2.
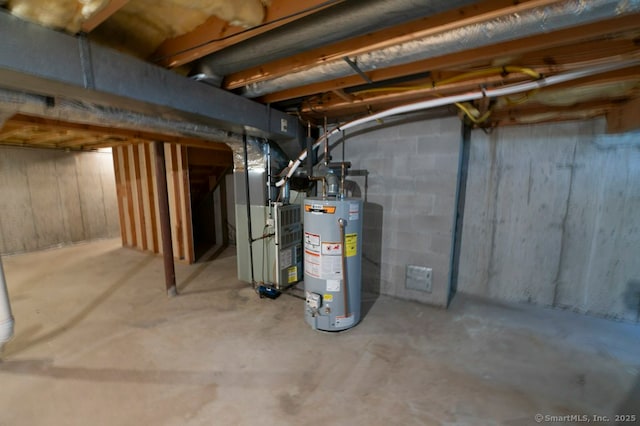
243;134;256;287
448;122;472;306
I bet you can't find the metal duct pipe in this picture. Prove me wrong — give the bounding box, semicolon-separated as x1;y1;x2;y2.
240;0;640;98
193;0;476;85
275;57;640;187
0;257;15;352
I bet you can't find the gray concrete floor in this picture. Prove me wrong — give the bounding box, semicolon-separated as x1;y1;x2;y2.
0;238;638;426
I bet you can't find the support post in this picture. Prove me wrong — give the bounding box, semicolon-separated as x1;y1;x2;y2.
153;141;177;297
219;173;229;248
0;256;15;352
448;122;471;306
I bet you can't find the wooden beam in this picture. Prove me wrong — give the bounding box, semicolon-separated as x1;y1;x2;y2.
607;96;640;133
259;13;640;104
300;58;640;115
186;147;233;167
301;67;640;122
83;138;146;149
331;89;355;103
490;99;620;126
81;0;130;33
224;0;553;90
5;114;233;150
0;124;37;138
151;0;342;68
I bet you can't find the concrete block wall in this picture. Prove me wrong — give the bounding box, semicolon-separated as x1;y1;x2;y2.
342;115;462;307
458;118;640;321
0;146;119;254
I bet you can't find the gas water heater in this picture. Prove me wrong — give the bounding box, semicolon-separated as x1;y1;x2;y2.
303;197;362;331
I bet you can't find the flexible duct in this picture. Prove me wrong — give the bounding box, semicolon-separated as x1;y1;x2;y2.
275;58;640;187
0;257;14;352
240;0;640;98
193;0;476;85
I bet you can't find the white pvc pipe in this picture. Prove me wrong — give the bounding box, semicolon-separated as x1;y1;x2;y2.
276;57;640;187
0;256;14;350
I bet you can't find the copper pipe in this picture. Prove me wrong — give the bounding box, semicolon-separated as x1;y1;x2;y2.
323;116;329;166
338;218;349;317
340;162;346;198
309;176;327;199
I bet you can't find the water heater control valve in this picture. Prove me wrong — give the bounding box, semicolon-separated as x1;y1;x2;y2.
306;292;322;310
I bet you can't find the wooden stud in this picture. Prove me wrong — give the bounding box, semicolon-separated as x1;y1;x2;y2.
170;144;184;260
180;146;195;264
121;145;137;248
606;96;640;133
132;144;148;251
143;143;159;253
111;147;128;245
81;0;130;33
153;141;177;297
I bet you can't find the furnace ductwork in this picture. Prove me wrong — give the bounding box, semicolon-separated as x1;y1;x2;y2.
275;58;640;188
193;0;477;86
237;0;640;98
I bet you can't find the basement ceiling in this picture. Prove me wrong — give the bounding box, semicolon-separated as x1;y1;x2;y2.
1;0;640;151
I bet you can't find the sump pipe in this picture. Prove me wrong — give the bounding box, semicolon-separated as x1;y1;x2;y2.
275;58;640;188
0;257;15;352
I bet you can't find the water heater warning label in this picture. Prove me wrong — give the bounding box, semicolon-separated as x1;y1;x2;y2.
304;232;320;252
349;202;360;220
322;256;342;279
326;279;340;292
304;251;320;278
321;242;342;255
304;232;322;278
345;233;357;257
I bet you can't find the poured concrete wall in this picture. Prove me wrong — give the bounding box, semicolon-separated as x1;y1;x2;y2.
343;115;461;307
458;118;640;321
0;146;119;254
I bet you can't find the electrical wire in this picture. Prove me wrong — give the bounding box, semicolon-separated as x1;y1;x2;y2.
454;102;492;124
277;57;640;188
350;66;542;124
352;66;541;96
